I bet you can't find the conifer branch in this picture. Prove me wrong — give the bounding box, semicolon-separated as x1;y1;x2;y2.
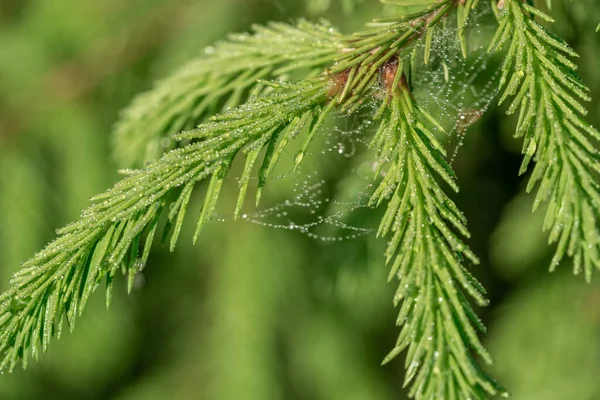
0;3;504;398
114;20;343;169
115;0;467;170
0;80;331;371
372;62;505;399
490;0;600;280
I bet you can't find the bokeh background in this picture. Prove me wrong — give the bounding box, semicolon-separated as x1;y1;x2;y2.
1;0;600;399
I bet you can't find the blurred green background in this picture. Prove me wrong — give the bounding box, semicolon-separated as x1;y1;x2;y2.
1;0;600;399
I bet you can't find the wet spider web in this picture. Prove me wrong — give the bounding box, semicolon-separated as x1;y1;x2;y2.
216;4;501;242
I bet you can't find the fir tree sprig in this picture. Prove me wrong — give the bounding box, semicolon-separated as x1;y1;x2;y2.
115;1;468;170
0;3;503;398
0;79;331;371
372;61;505;399
114;20;343;169
490;0;600;280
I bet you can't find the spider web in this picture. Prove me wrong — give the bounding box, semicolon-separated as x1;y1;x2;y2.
411;4;501;164
217;4;500;241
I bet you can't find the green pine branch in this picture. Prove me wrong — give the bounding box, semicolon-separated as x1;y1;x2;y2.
0;2;505;398
490;0;600;280
371;65;505;398
115;0;475;171
114;20;343;169
0;79;331;371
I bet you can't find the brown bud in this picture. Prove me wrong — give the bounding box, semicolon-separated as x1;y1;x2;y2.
382;58;398;90
381;57;408;95
327;69;350;98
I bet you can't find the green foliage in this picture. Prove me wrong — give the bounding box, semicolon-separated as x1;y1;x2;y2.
371;79;504;398
114;20;343;169
490;0;600;280
2;0;600;399
383;0;481;58
0;79;331;371
114;1;456;171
